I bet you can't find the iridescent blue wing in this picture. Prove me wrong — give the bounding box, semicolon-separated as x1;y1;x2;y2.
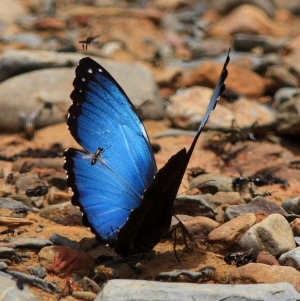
64;58;157;244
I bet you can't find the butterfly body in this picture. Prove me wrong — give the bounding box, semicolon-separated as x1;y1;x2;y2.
64;54;229;257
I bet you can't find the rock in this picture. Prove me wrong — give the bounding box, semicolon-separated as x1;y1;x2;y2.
10;238;53;249
273;87;300;107
166;86;234;130
95;279;300;301
7;270;60;294
238;214;296;257
207;213;257;249
182;216;220;243
233;34;286;53
190;174;234;194
15;173;44;195
72;291;97;301
0;0;28;25
225;197;287;220
278;247;300;271
174;194;218;217
0;50;164;125
209;0;277;17
190;37;231;59
0;198;38;213
0;274;37;301
229;263;300;292
256;252;280;266
38;246;95;275
291;218;300;236
266;65;299;88
179;61;266;98
49;233;81;250
0;247;16;259
283;197;300;215
39;201;83;226
0;67;73;132
211;191;246;205
28;265;47;279
1;33;43;48
94;263;135;281
0;262;8;271
207;5;288;39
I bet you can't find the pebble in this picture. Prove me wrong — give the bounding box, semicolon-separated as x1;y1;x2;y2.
211;191;246;205
207;213;257;249
278;246;300;270
0;197;39;213
0;247;16;258
182;216;220;243
174;194;218;217
72;291;97;301
0;274;37;301
28;265;47;279
38;246;95;275
95;279;300;301
50;233;81;250
180;60;266;97
190;174;234;194
166;86;234;130
209;0;277;17
225;197;287;220
283;197;300;215
39;201;83;226
277;95;300;135
237;214;296;257
207;5;288;38
291;218;300;236
229;263;300;292
0;261;8;271
7;270;60;294
10;238;53;249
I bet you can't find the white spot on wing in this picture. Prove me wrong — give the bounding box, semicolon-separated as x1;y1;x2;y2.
98;68;103;73
82;77;86;82
88;69;93;74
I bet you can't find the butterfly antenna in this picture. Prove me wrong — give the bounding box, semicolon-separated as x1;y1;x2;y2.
176;180;215;196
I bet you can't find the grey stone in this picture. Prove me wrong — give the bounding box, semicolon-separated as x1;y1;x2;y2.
209;0;277;17
174;194;218;217
0;247;16;258
0;50;164;132
225;197;287;220
7;270;60;294
10;238;53;249
238;214;296;257
0;198;38;213
95;279;300;301
277;94;300;135
0;275;37;301
28;265;47;279
279;246;300;271
0;261;8;271
50;233;81;250
273;87;300;107
283;197;300;215
1;33;43;48
190;174;234;194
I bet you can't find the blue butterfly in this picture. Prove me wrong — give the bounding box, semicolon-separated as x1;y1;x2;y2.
64;52;230;257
